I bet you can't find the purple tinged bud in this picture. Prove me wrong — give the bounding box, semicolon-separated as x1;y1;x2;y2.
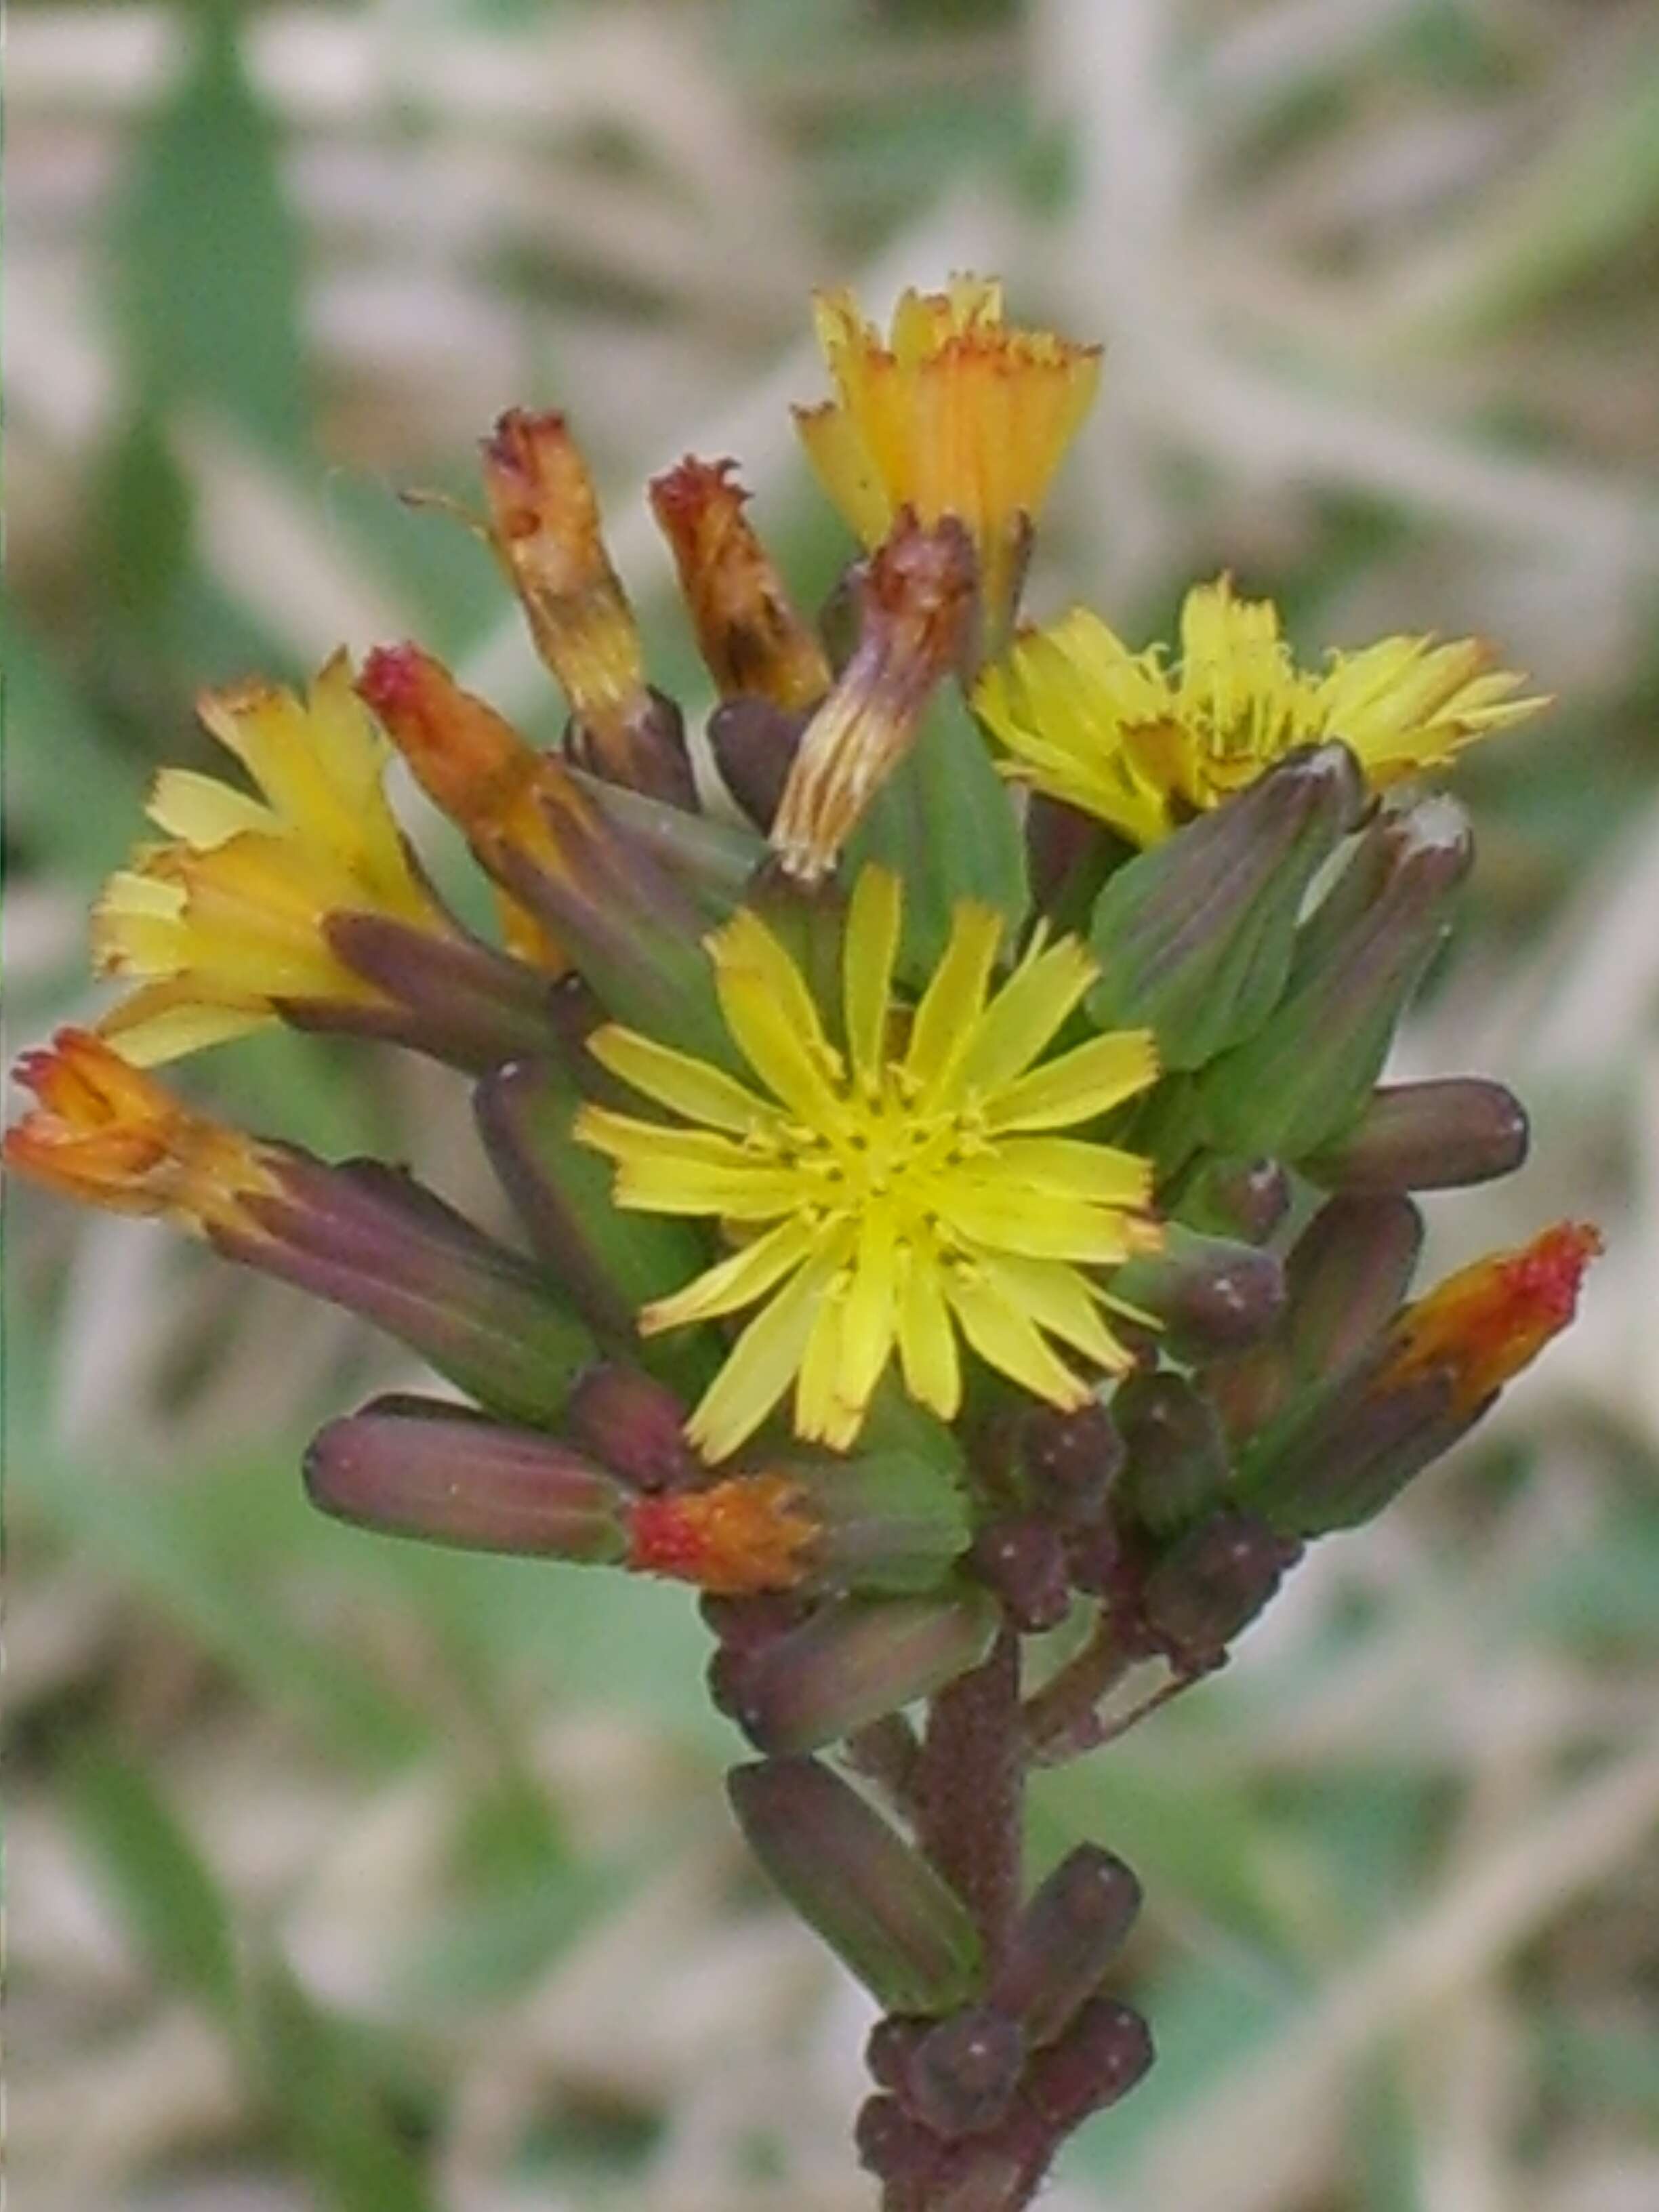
310;912;562;1074
565;687;697;811
1113;1372;1231;1535
968;1517;1073;1631
1237;1368;1464;1538
476;1059;711;1364
790;1448;972;1595
994;1847;1143;2048
867;2015;933;2094
1307;1078;1529;1193
1200;796;1474;1160
1180;1155;1291;1244
223;1155;592;1426
855;2095;950;2196
1113;1225;1286;1360
904;2007;1027;2139
729;1759;985;2015
1088;742;1365;1071
1286;1193;1424;1385
1023;1998;1154;2131
565;1361;701;1491
701;1589;813;1650
708;697;808;831
1027;791;1109;919
304;1398;629;1561
714;1589;1001;1755
1139;1507;1300;1668
999;1401;1126;1525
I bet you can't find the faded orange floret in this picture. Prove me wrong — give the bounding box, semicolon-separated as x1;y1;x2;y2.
356;644;573;966
1382;1221;1602;1415
626;1474;818;1595
649;457;831;713
480;408;649;735
5;1029;280;1235
796;276;1101;628
771;512;976;884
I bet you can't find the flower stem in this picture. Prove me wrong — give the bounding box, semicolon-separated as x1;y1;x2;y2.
915;1627;1023;1965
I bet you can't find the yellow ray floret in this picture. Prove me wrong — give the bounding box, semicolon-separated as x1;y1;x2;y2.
975;576;1547;844
92;653;450;1063
575;866;1161;1460
795;275;1101;625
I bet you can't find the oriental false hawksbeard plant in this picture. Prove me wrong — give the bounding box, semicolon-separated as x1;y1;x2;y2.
9;277;1600;2211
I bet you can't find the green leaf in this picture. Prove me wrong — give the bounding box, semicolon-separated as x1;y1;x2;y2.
67;1745;241;2021
108;12;308;451
251;1963;439;2212
91;407;197;628
0;607;149;880
849;688;1028;975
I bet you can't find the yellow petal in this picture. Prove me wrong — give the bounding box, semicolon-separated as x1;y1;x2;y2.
147;769;278;848
941;1265;1092;1410
686;1249;847;1461
843;867;903;1084
984;1029;1158;1133
588;1025;771;1135
895;1243;961;1420
956;935;1099;1095
708;909;845;1125
641;1214;819;1332
941;1185;1142;1265
903;899;1004;1094
991;1134;1153;1208
973;1252;1136;1373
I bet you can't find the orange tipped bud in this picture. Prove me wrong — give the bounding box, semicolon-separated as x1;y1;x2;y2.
1380;1221;1602;1416
771;513;976;883
628;1474;818;1595
480;410;692;802
5;1029;277;1233
649;457;831;712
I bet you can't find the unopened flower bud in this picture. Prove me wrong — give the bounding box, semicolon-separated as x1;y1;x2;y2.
714;1587;1000;1754
1113;1372;1231;1536
476;1058;708;1355
1086;743;1364;1070
565;1361;701;1492
1307;1078;1528;1193
903;2006;1026;2139
855;2094;951;2196
771;514;977;884
1201;796;1473;1160
707;696;808;831
1179;1155;1291;1244
304;1397;628;1559
729;1758;985;2014
649;456;831;712
1113;1224;1286;1361
969;1517;1073;1631
1139;1507;1300;1668
994;1845;1143;2049
1285;1193;1425;1385
1023;1997;1154;2132
314;912;559;1073
866;2014;933;2094
985;1401;1125;1526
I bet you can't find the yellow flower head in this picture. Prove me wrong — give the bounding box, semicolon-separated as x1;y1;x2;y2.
93;655;451;1064
795;276;1102;630
575;868;1161;1461
4;1028;279;1234
976;577;1548;845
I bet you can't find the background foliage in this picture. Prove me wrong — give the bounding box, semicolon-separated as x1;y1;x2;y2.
9;2;1659;2205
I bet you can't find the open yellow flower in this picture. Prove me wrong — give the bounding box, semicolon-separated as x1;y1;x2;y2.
795;276;1101;632
94;654;451;1063
575;868;1161;1460
976;577;1547;844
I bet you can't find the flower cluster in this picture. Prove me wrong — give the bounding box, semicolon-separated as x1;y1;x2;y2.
8;279;1593;2207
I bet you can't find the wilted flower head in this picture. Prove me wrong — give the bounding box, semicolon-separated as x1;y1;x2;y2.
796;276;1101;633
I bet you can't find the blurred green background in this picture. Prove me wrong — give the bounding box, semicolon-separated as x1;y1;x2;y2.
9;2;1659;2206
